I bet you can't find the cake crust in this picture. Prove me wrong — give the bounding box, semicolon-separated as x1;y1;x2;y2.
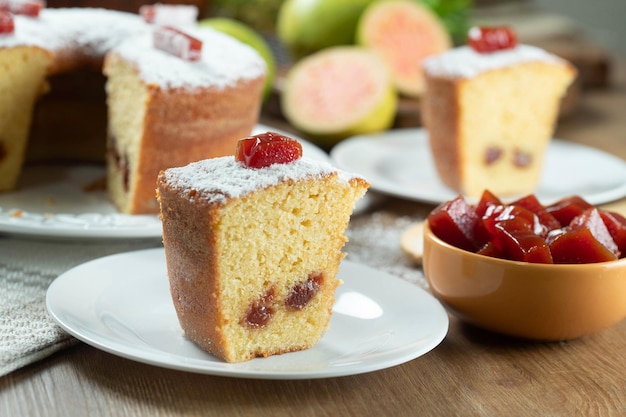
159;189;226;359
422;75;462;192
157;156;369;362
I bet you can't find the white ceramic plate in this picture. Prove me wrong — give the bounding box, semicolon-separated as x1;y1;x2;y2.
331;128;626;205
46;249;448;379
0;124;330;239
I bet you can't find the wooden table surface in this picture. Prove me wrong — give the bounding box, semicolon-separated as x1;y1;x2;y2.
2;47;626;417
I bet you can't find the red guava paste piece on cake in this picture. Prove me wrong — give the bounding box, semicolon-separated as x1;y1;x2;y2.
511;194;561;232
0;0;44;17
468;26;517;53
545;195;593;227
548;209;619;263
599;210;626;257
428;195;481;252
153;26;202;61
235;131;303;168
0;11;13;35
140;3;198;26
493;217;553;263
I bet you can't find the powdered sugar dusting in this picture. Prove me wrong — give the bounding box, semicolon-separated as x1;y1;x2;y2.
422;44;567;78
345;212;428;289
112;26;265;89
2;8;148;53
162;156;361;205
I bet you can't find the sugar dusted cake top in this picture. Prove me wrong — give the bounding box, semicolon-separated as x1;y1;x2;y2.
161;156;361;205
112;26;266;90
1;8;148;53
422;44;568;78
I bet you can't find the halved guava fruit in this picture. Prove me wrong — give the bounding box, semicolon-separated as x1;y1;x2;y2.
281;46;397;146
357;0;451;97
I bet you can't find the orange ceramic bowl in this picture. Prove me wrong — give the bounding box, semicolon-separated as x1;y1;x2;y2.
422;222;626;340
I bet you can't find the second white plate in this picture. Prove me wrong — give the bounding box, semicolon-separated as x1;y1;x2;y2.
46;248;448;379
331;128;626;205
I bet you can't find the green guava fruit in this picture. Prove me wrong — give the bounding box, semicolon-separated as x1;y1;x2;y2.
281;46;397;147
198;17;276;98
276;0;374;58
357;0;452;97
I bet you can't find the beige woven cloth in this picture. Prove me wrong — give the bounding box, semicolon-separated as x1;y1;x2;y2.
0;236;162;377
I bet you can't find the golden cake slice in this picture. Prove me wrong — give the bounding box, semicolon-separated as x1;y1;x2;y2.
422;29;576;198
157;132;369;362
